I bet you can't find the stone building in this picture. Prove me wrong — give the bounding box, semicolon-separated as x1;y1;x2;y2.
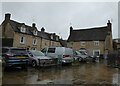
67;20;113;56
0;13;61;50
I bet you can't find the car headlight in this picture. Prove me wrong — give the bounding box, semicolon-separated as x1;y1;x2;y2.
62;60;66;62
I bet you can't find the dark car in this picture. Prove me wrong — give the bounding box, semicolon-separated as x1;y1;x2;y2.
2;47;29;69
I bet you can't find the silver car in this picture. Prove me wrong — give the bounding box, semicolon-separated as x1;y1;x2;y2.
73;51;88;62
28;50;57;67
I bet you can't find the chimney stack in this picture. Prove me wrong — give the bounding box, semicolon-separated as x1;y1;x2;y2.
5;13;11;20
32;23;36;27
107;20;112;32
70;26;73;35
41;27;45;32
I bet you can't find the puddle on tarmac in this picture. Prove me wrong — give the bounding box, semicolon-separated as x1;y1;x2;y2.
2;61;120;85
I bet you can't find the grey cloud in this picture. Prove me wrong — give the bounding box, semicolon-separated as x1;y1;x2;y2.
1;2;118;39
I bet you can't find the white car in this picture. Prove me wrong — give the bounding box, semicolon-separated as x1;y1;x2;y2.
28;50;57;67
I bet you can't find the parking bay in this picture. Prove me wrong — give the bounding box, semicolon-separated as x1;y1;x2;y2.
2;61;120;85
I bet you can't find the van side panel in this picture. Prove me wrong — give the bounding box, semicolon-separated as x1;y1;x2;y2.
44;47;73;64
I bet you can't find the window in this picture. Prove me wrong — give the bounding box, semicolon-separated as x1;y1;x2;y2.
51;35;53;39
56;36;59;41
11;49;27;55
48;48;55;53
20;27;26;33
33;30;37;35
33;39;37;45
20;36;25;44
94;41;99;46
81;42;85;46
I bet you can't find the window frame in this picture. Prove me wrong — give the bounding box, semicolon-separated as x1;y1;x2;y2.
80;42;86;46
56;36;59;41
51;35;53;40
33;30;37;35
20;36;25;44
33;38;37;45
20;27;26;33
94;41;99;46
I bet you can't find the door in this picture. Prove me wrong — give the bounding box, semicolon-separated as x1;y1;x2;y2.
93;50;100;57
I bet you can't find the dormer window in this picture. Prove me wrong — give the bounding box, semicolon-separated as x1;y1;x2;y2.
51;35;53;39
56;36;59;41
20;27;26;33
33;30;37;35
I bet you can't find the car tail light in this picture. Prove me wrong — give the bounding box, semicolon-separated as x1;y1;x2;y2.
5;53;14;58
63;55;70;58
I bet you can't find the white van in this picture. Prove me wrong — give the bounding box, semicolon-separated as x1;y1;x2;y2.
41;47;74;64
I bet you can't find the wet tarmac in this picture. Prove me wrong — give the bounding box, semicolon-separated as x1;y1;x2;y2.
2;60;120;85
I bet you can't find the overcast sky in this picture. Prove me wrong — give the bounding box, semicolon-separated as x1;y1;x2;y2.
0;1;119;39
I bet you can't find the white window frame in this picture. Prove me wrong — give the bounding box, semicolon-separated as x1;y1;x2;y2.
81;42;85;46
20;36;25;44
94;41;99;46
51;35;53;39
56;36;59;41
33;30;37;35
20;27;26;33
93;50;100;56
33;38;37;45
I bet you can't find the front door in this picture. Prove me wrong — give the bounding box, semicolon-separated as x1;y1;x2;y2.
93;50;100;57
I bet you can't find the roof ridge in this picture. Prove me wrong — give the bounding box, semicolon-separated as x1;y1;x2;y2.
73;26;107;31
10;20;34;29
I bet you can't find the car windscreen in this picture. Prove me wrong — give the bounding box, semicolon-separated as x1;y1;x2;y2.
11;49;27;55
76;51;82;55
31;51;45;56
79;51;87;55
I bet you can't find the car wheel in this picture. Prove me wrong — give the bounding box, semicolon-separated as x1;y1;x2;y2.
78;57;82;62
32;60;37;67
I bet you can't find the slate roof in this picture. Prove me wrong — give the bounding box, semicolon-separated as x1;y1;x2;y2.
59;39;67;47
67;26;110;42
9;20;35;35
2;19;60;41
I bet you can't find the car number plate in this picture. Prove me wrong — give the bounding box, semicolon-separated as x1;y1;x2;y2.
17;56;25;58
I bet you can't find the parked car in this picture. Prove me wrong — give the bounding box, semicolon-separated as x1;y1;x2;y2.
27;50;57;67
2;47;29;69
41;47;74;65
73;50;88;62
